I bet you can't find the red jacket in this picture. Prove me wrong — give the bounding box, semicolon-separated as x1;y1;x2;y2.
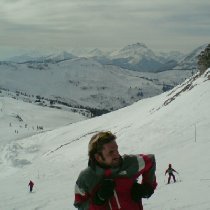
74;154;157;210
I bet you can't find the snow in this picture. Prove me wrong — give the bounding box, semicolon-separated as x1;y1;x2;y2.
0;96;86;176
0;69;210;210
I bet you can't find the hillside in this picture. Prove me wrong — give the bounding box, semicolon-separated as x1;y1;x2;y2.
0;57;194;112
0;69;209;210
0;95;87;173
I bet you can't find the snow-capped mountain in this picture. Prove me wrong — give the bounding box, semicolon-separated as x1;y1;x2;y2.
108;43;164;72
110;43;157;61
0;68;209;210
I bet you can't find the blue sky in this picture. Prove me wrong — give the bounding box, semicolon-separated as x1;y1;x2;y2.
0;0;210;58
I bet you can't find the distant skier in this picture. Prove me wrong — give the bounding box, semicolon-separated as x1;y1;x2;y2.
165;164;178;184
28;180;34;192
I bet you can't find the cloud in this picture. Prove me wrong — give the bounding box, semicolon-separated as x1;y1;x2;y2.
0;0;209;56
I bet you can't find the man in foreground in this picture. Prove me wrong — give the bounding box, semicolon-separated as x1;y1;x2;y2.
74;131;157;210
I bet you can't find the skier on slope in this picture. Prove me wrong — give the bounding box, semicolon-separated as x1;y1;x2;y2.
165;164;178;184
28;180;34;192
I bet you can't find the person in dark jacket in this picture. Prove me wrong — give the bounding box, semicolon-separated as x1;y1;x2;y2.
28;180;34;192
74;131;157;210
165;164;178;184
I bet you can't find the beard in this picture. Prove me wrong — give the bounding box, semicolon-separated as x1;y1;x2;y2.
97;156;122;169
110;156;122;168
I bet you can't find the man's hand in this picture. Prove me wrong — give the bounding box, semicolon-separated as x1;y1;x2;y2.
131;182;154;201
93;179;115;205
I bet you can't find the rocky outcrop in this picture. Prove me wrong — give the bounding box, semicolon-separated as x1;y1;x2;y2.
197;44;210;74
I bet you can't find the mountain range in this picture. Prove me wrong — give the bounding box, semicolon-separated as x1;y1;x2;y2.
3;43;206;72
0;43;207;113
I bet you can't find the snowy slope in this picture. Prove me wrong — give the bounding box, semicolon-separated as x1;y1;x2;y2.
0;69;210;210
0;96;87;139
0;95;87;177
0;58;163;110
